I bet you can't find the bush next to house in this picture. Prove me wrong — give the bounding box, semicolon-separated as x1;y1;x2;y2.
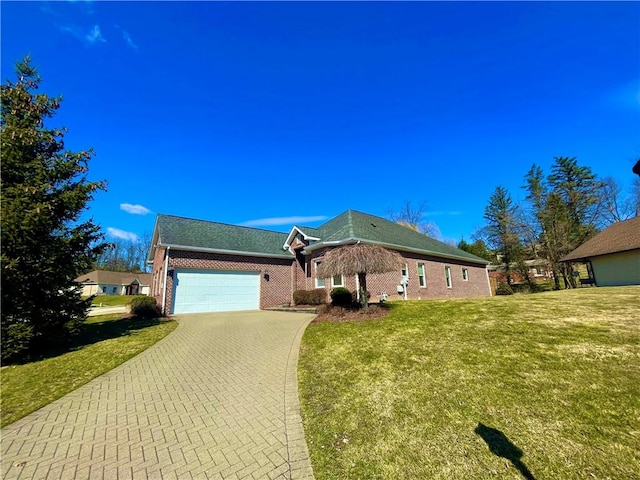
330;287;353;307
130;296;162;318
293;290;327;305
495;281;514;295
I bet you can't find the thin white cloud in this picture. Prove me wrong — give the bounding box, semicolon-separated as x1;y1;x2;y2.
85;25;106;44
241;216;328;227
59;24;106;46
120;203;152;215
122;31;138;50
115;25;138;50
107;227;139;242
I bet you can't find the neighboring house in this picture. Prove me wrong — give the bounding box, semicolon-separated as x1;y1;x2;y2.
561;216;640;287
488;258;554;284
76;270;152;296
148;210;492;315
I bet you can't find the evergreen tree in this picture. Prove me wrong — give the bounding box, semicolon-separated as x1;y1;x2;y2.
548;156;602;248
1;57;106;363
482;186;525;285
523;157;602;289
457;238;495;262
524;164;562;289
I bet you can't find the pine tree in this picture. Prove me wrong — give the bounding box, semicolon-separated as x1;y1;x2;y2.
523;157;603;289
548;156;601;248
1;57;106;363
482;186;525;286
457;238;495;262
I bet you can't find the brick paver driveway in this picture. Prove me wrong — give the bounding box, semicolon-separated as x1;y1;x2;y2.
1;311;316;480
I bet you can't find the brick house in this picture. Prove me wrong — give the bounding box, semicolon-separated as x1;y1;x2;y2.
148;210;492;315
488;258;554;284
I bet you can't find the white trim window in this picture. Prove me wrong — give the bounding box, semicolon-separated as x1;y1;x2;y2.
445;266;452;288
462;268;469;281
331;274;344;288
314;261;325;288
417;263;426;287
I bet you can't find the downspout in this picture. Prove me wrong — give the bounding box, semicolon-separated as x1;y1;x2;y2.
161;246;170;315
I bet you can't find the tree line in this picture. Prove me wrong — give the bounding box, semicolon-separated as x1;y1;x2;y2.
94;233;152;273
478;156;639;290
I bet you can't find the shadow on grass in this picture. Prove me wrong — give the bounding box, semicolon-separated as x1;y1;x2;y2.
29;316;167;363
475;423;537;480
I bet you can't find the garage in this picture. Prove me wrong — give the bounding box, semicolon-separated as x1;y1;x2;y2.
172;270;260;314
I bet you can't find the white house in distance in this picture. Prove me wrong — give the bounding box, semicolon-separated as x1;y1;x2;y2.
75;270;152;296
561;216;640;286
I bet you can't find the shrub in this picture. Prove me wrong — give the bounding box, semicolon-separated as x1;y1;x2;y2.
511;282;544;294
1;321;34;364
130;296;161;318
495;282;514;295
330;287;353;307
293;290;306;305
293;289;327;305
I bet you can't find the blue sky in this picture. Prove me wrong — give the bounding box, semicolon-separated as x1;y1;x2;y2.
2;1;639;245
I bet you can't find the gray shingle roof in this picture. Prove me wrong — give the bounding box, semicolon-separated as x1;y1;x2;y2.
152;210;489;265
155;215;293;258
305;210;489;264
561;216;640;262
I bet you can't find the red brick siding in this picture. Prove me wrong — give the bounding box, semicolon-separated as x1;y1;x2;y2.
150;245;491;314
158;249;293;314
151;246;167;309
306;249;491;302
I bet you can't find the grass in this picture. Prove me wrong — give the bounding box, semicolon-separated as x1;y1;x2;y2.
0;313;177;428
86;295;147;307
299;286;640;480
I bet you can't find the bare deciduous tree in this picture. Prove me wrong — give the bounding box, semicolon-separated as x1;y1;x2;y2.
95;232;152;272
388;201;441;238
599;176;637;225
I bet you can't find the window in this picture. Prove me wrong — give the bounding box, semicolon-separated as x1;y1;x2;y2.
331;274;344;288
417;263;426;287
462;268;469;281
101;286;107;293
445;266;452;288
315;261;325;288
112;286;118;294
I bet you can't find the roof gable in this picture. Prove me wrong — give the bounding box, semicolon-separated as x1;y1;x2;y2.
283;226;321;251
562;216;640;261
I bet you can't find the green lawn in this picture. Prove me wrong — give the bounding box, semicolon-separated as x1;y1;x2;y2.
299;286;640;480
1;314;177;428
87;295;147;307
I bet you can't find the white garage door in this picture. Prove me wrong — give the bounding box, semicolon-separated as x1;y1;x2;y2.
172;270;260;314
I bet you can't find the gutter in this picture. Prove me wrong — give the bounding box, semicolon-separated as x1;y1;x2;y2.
156;243;293;260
